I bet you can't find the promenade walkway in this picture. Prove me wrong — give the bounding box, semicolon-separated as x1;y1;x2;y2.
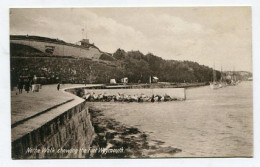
11;84;82;125
11;84;99;142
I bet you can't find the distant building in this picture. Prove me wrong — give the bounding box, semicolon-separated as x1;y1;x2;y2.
152;76;159;83
121;77;128;84
110;79;117;84
80;39;90;47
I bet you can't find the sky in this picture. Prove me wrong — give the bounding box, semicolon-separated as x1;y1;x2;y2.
10;7;252;72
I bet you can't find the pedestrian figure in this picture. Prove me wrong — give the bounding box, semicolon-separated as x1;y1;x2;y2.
29;80;32;91
57;82;60;91
18;79;23;94
25;80;30;93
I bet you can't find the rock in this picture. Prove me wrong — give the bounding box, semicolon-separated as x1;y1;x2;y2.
110;139;124;148
126;127;140;134
140;133;147;139
105;132;116;140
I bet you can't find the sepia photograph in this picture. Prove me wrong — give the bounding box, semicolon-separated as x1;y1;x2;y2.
9;7;253;159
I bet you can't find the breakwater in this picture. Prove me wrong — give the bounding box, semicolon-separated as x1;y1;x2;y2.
83;88;186;102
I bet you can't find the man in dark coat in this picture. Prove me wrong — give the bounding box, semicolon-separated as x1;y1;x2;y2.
18;79;23;94
57;83;60;91
25;80;30;93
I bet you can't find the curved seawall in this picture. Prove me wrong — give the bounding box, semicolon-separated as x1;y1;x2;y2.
11;86;96;159
11;85;187;159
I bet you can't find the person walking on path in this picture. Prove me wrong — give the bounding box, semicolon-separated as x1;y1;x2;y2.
25;80;30;93
57;82;60;91
29;80;32;91
18;79;23;94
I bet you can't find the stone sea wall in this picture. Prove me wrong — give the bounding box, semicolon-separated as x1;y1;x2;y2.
12;89;96;159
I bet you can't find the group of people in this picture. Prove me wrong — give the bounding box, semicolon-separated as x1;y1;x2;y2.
83;92;182;102
17;79;32;94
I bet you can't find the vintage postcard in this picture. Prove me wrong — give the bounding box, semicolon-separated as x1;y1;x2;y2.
10;7;252;159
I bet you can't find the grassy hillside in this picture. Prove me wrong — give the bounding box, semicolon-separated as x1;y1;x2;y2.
11;43;221;86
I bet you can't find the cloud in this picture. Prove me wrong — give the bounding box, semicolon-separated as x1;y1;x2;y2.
10;8;252;72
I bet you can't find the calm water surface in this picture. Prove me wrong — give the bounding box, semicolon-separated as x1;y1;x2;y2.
89;81;253;157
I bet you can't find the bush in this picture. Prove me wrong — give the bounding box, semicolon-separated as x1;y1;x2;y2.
99;53;115;61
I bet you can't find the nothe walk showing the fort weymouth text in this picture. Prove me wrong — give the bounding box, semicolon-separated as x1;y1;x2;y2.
10;7;253;159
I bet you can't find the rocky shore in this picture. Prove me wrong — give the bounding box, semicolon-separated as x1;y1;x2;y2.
88;107;182;158
83;92;185;103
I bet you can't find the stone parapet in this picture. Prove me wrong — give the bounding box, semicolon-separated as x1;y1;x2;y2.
12;87;96;159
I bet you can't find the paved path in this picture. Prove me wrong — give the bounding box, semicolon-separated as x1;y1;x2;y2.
11;84;87;125
11;84;103;142
11;94;84;142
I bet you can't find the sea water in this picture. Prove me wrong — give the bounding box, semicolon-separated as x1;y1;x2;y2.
89;81;253;157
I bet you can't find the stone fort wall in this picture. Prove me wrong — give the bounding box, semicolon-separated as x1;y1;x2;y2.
11;39;102;59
